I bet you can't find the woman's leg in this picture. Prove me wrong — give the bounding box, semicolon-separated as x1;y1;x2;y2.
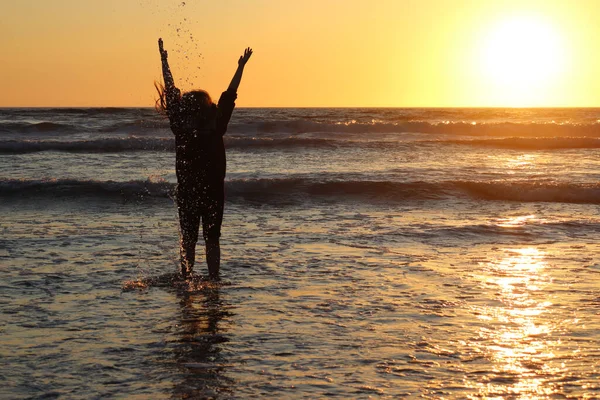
177;190;200;277
205;238;220;280
202;183;225;280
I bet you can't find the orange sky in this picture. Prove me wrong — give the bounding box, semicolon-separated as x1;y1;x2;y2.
2;0;600;107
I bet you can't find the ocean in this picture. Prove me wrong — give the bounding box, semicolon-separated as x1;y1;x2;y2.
1;107;599;398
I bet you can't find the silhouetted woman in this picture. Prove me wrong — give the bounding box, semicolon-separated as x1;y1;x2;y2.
156;38;252;280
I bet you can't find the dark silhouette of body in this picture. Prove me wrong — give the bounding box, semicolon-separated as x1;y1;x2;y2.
157;38;252;279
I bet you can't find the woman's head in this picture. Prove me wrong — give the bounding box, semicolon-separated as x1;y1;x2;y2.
154;82;215;117
181;90;214;115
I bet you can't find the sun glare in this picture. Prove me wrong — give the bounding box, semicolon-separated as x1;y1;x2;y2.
479;15;567;106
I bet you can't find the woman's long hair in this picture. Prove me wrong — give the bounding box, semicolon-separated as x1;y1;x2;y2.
154;81;172;114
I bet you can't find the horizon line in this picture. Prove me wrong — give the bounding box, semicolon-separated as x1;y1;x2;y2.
3;105;600;109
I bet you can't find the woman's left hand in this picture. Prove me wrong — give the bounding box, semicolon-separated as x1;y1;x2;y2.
238;47;253;66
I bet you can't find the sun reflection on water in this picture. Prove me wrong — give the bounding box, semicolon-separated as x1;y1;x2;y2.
495;214;537;228
504;154;538;170
468;247;565;398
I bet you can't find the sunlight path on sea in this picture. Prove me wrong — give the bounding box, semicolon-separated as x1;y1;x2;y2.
465;247;563;398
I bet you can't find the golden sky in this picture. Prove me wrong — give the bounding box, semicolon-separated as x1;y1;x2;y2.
2;0;600;107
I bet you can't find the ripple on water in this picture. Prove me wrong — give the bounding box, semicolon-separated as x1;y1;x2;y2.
2;198;600;398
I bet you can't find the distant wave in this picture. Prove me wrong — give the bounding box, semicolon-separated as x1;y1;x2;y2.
0;119;168;135
2;177;598;205
227;136;345;149
435;137;600;150
227;120;600;137
0;137;375;154
4;117;600;138
0;138;174;154
97;120;169;133
228;136;600;151
4;134;600;154
0;122;79;134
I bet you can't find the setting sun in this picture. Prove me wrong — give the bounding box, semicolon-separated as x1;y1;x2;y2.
478;15;568;106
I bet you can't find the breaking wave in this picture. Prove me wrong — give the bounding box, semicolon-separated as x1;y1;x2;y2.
0;178;174;199
226;178;600;205
2;177;598;205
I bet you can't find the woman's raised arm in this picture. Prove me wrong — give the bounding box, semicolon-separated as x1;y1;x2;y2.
227;47;253;93
158;38;180;106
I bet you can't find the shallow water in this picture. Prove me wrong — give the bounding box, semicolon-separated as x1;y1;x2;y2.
2;196;599;399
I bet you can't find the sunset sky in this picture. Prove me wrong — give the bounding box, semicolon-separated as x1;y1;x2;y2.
3;0;600;107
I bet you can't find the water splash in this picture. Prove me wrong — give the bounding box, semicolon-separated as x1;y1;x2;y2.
123;272;224;292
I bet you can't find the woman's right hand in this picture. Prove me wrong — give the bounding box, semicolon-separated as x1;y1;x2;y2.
158;38;168;59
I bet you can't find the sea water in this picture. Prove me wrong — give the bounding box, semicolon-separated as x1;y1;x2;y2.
1;107;599;398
